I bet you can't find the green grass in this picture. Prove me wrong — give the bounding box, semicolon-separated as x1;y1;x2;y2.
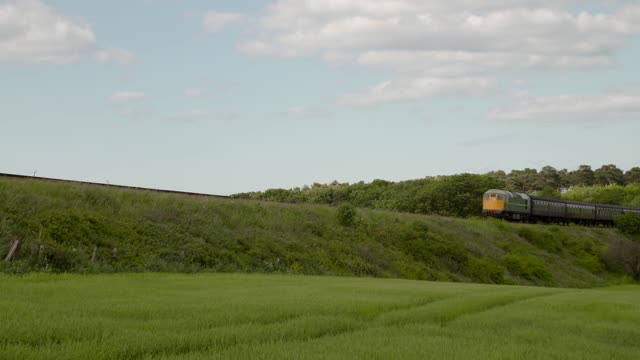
0;274;638;359
0;176;634;287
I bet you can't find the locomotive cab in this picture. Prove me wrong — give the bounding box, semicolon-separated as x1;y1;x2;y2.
483;189;531;220
483;191;506;214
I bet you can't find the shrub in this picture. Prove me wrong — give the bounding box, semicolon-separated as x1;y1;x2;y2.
336;203;357;227
603;240;640;281
503;254;553;282
518;227;562;253
614;212;640;237
428;236;469;273
575;253;604;274
468;258;505;284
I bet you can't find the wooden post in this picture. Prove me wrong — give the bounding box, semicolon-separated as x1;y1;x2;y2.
4;240;21;262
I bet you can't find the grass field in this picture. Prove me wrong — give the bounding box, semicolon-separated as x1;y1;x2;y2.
1;274;638;359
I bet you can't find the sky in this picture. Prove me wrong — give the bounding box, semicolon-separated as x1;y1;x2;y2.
1;0;640;195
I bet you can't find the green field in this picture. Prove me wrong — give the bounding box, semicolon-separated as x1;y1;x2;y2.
1;274;638;359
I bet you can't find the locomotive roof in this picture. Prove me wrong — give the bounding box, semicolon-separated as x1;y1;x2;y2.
485;189;529;200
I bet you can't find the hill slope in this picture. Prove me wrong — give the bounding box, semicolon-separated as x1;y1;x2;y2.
0;176;633;287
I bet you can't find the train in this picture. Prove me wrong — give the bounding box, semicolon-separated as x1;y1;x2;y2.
482;189;640;226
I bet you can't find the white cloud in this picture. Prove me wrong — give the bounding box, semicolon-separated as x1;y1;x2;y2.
238;0;640;105
108;91;148;119
184;88;204;98
353;50;612;76
243;2;640;62
489;94;640;121
110;91;146;103
203;11;243;33
0;0;133;64
342;76;495;106
94;48;136;65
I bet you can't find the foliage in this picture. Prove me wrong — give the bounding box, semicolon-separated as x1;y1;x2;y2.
236;174;504;217
468;258;505;284
234;164;640;218
562;184;640;207
625;167;640;185
336;203;357;227
575;253;605;274
594;164;625;186
614;212;640;236
604;240;640;281
503;254;553;282
570;165;596;186
517;227;563;253
536;186;561;199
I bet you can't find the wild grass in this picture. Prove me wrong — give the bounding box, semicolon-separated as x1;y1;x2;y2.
0;274;638;359
0;177;632;287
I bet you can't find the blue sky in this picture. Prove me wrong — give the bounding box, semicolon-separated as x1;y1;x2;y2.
1;0;640;195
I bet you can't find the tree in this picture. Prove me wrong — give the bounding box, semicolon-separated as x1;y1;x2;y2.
538;166;561;190
625;167;640;185
538;186;561;199
485;170;507;184
569;165;595;186
416;174;503;217
506;168;539;192
594;164;624;186
558;169;571;189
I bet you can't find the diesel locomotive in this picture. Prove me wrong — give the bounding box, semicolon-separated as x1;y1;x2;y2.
482;189;640;225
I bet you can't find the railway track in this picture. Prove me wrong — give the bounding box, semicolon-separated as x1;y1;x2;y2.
0;172;230;199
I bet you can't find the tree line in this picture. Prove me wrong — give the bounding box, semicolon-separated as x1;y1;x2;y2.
488;164;640;194
233;165;640;217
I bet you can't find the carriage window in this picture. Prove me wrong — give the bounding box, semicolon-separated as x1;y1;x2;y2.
484;194;490;200
497;195;505;201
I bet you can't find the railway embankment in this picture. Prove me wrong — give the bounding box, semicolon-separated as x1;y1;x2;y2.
0;175;636;287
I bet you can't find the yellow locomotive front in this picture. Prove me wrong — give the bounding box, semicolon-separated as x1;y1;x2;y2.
482;190;506;216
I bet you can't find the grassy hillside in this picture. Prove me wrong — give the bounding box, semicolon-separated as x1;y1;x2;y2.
0;176;634;287
1;274;638;359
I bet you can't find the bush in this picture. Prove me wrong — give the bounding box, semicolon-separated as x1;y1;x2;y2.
575;253;604;274
517;228;563;253
468;258;505;284
503;254;553;282
603;240;640;280
614;212;640;236
336;203;357;227
428;236;469;273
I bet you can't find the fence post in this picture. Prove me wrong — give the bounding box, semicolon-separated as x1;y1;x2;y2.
3;240;21;262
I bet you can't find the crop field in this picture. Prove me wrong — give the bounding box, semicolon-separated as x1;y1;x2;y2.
0;274;638;359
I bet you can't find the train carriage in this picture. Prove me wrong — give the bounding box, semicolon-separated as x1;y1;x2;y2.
596;206;625;223
530;197;565;220
483;189;640;226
